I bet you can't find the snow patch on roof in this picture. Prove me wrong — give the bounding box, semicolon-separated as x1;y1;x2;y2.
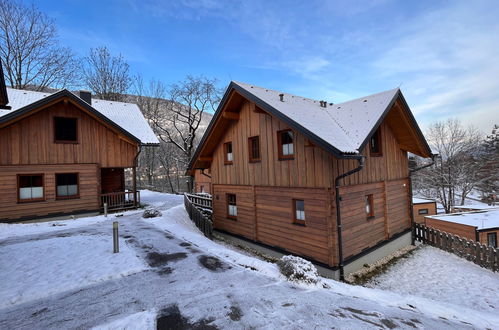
233;81;399;154
428;208;499;230
413;197;436;204
2;88;158;145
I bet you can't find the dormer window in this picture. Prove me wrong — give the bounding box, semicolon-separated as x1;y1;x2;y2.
278;129;294;160
224;142;233;165
54;117;78;143
369;128;382;156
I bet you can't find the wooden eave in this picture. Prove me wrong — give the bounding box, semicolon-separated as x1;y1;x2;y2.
358;90;432;158
187;83;432;175
0;89;140;146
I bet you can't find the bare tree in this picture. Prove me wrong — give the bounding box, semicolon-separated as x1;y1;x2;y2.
413;119;484;213
151;76;221;192
0;0;79;90
83;46;131;101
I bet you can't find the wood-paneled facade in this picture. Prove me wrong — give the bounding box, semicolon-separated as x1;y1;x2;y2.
0;97;139;222
193;90;428;268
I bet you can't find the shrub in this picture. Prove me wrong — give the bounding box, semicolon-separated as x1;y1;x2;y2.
277;255;320;284
142;209;162;218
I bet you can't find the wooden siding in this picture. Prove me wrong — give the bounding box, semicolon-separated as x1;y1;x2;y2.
207;99;414;266
194;169;212;194
212;184;335;266
0;101;137;167
424;217;477;241
413;202;437;224
339;178;410;260
479;230;499;247
0;164;100;221
210;101;408;189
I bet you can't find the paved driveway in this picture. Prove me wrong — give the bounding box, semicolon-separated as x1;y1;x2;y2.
0;199;484;329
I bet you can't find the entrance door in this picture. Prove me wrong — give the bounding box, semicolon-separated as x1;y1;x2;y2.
101;168;125;193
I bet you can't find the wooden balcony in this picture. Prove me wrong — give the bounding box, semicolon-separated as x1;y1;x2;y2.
100;190;140;212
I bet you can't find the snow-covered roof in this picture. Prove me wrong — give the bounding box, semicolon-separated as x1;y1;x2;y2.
413;197;436;204
1;87;158;145
453;204;498;211
233;81;400;154
427;208;499;230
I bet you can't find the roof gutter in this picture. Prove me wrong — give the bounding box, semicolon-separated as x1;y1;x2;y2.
408;154;437;244
335;154;366;281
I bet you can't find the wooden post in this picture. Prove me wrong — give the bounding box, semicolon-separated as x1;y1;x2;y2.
113;221;119;253
132;166;137;208
104;202;108;217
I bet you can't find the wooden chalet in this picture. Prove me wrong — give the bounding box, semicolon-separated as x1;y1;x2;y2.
0;68;158;222
188;81;432;279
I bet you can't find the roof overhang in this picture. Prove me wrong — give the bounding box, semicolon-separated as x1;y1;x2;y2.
187;83;433;175
358;90;432;158
0;89;142;146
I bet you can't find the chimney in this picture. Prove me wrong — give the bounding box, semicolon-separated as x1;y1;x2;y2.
0;61;10;110
279;93;284;102
78;90;92;105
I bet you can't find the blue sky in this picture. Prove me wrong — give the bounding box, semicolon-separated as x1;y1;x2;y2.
38;0;498;133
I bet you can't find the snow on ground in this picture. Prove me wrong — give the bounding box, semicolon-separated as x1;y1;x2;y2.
366;246;499;313
92;311;156;330
1;190;499;329
0;234;148;308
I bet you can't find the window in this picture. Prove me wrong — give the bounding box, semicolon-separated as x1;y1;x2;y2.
248;136;260;162
418;208;429;215
18;174;44;202
224;142;233;165
54;117;78;143
293;199;305;224
369;128;382;156
227;194;237;219
56;173;79;199
365;194;374;218
278;129;294;159
200;185;205;193
487;233;497;248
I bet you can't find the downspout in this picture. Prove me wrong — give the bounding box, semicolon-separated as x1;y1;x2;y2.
201;168;212;179
132;145;143;207
335;155;365;282
408;154;437;244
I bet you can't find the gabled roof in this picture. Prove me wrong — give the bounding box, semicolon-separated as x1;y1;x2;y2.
0;87;159;145
188;81;432;171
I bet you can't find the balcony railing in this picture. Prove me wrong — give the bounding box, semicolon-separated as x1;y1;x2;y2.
100;190;140;211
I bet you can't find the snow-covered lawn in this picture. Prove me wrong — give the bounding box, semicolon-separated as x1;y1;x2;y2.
1;189;499;329
366;246;499;313
0;234;148;308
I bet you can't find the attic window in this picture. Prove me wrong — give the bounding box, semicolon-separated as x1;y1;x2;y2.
54;117;78;143
369;128;382;156
248;136;260;162
278;129;294;160
224;142;233;165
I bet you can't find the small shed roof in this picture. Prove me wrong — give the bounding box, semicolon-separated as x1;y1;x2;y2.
1;87;158;145
413;197;436;204
427;208;499;230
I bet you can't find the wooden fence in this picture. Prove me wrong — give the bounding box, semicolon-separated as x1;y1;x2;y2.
101;191;140;211
414;223;499;272
185;193;212;210
184;193;213;239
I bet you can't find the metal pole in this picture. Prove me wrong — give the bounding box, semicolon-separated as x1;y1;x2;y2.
104;202;108;217
113;221;119;253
